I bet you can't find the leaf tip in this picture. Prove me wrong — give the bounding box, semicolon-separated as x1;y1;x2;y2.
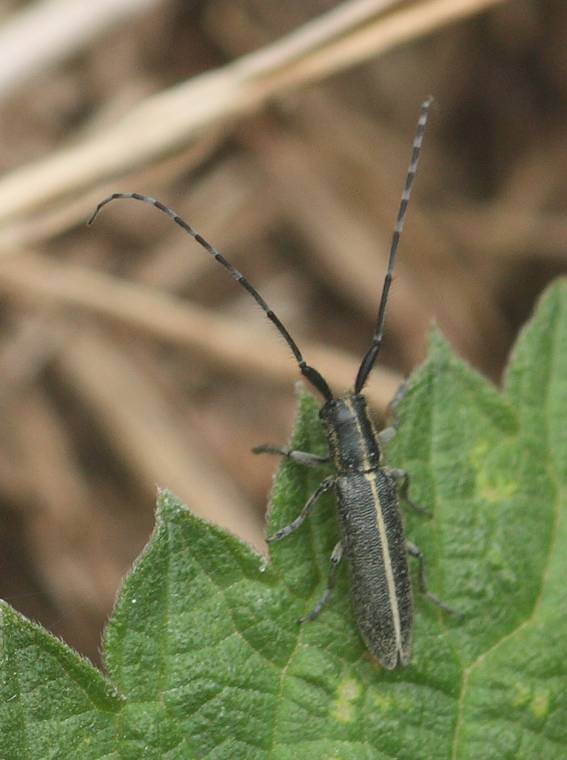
156;488;189;518
426;325;452;358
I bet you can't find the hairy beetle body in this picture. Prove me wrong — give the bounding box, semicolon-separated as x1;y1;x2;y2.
321;394;412;668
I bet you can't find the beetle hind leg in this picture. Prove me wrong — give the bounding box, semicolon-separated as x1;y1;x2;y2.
406;541;462;617
300;541;344;623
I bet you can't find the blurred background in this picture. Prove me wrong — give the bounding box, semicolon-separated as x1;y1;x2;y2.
0;0;565;664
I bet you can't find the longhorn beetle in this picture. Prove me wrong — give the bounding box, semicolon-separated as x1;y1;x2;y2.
88;97;456;669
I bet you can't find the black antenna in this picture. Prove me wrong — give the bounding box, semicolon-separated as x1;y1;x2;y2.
354;97;433;394
88;193;333;402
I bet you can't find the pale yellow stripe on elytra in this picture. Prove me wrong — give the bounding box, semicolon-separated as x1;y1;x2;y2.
365;471;402;653
343;398;401;654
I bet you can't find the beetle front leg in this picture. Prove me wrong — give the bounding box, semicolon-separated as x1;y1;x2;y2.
267;475;335;543
388;379;410;422
376;382;411;449
406;541;461;617
377;380;413;444
300;540;344;623
253;444;329;468
377;426;397;447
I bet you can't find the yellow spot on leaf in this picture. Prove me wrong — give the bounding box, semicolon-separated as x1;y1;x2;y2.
477;470;518;503
470;441;489;468
511;683;531;708
332;678;361;723
511;684;549;719
531;689;549;719
371;692;393;711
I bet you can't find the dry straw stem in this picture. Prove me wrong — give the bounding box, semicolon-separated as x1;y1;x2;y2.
0;251;401;411
129;156;280;290
244;97;509;371
3;130;228;250
442;135;567;267
245;125;432;367
11;384;124;616
0;0;160;99
58;332;266;552
0;0;506;233
441;206;567;261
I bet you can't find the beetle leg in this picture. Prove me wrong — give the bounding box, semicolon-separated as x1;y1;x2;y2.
388;380;409;421
385;467;431;517
300;541;344;623
267;475;335;543
253;444;329;468
406;541;461;617
377;426;397;447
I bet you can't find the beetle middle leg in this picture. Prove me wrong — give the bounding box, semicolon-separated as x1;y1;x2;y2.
406;541;461;617
253;444;329;468
385;467;431;517
300;540;344;623
267;475;335;543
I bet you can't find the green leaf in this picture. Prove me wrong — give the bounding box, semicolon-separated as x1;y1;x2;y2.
1;280;566;759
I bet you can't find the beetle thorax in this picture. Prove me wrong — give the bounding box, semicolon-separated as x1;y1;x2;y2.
319;393;381;475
